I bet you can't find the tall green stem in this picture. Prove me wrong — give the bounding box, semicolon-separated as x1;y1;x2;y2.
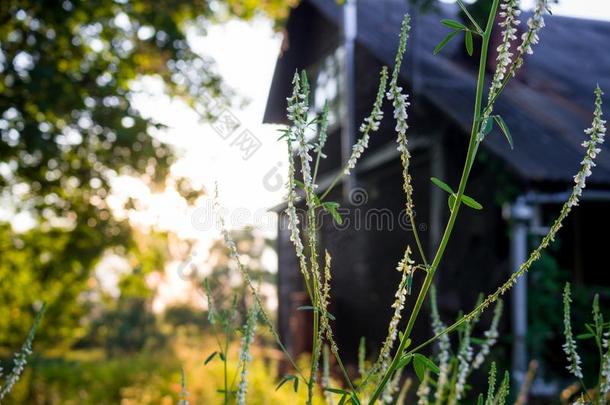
308;270;321;404
367;2;500;402
224;335;229;405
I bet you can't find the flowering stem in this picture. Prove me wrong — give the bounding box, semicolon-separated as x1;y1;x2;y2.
367;2;500;401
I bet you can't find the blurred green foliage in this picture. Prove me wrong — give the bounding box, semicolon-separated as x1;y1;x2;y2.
11;334;324;404
529;247;610;383
0;0;294;349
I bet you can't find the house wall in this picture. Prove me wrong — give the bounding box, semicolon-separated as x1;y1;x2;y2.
274;1;519;368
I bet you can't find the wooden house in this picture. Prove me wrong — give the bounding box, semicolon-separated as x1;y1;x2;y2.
263;0;610;390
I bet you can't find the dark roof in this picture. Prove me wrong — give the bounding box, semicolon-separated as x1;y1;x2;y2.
264;0;610;185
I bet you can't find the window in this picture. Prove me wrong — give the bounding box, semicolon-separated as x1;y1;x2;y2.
309;47;345;133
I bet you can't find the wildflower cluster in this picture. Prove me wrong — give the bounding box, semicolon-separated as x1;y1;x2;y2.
204;1;610;404
478;0;548;143
559;283;610;403
417;288;505;405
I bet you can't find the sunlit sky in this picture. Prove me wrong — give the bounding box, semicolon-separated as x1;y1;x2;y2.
107;1;610;309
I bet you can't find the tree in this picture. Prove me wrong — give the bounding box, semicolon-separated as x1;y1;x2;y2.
0;0;293;348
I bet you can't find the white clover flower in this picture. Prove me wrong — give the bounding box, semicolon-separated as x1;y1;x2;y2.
473;300;503;370
344;134;369;174
600;332;610;395
344;68;387;176
489;0;521;99
387;87;411;152
562;284;583;379
286;71;315;205
387;84;415;217
416;370;431;405
430;286;451;403
516;0;548;65
382;368;402;404
569;86;606;208
284;77;310;281
371;247;413;379
478;1;546;144
454;323;474;402
236;306;258;405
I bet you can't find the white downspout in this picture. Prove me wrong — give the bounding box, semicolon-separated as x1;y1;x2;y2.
342;0;357;199
507;197;534;386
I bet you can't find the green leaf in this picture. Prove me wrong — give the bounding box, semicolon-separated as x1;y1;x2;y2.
413;354;426;381
326;387;349;395
219;352;226;362
276;374;299;392
461;194;483;210
448;194;457;211
300;70;309;93
441;19;467;31
577;333;595;340
434;30;459;55
397;353;413;370
277;127;292;141
431;177;454;194
413;354;440;382
477;393;484;405
465;30;474;56
448;193;483;210
493;115;514;149
456;0;484;33
321;201;343;225
204;351;218;365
